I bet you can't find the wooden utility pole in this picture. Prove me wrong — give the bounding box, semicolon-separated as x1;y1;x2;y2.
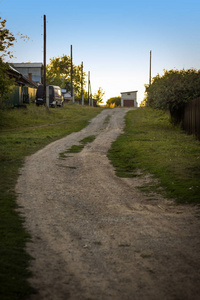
43;15;47;106
70;45;74;103
81;61;84;105
149;50;152;86
88;71;90;106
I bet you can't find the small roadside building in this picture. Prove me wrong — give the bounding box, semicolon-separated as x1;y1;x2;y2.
121;91;138;107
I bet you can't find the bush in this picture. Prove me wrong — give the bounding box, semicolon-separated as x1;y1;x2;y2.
145;69;200;124
106;96;121;107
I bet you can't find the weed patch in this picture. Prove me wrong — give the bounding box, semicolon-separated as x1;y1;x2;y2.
66;144;85;153
64;135;96;154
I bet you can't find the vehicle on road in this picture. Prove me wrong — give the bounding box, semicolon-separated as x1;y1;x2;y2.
36;85;64;107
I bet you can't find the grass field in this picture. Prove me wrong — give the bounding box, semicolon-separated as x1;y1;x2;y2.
0;104;103;300
108;107;200;204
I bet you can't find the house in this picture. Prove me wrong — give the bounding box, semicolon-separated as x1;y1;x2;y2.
7;65;37;106
11;62;43;84
121;91;138;107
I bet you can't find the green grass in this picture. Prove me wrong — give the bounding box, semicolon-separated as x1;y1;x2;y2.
59;135;96;158
67;135;96;153
0;104;103;300
80;135;96;145
108;107;200;204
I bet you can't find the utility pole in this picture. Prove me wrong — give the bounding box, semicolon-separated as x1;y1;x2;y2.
81;61;84;105
88;71;90;106
149;50;152;86
70;45;74;103
43;15;47;108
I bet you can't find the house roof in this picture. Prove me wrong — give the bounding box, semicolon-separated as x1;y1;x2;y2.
7;66;38;88
12;62;43;68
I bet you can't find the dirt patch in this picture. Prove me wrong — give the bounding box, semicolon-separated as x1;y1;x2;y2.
16;108;200;300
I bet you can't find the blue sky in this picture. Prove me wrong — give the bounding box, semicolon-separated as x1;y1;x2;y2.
1;0;200;104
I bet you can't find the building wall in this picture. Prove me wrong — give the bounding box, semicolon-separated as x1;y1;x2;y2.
6;86;37;106
15;67;42;82
28;87;37;101
12;63;43;83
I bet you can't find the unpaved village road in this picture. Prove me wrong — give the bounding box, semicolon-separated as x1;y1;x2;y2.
16;108;200;300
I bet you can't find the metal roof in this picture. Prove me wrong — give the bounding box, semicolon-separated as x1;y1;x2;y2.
121;91;138;94
12;62;43;68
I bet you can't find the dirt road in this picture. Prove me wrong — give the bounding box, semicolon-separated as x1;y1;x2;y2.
16;108;200;300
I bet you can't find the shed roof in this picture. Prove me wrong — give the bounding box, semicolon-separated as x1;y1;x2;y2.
121;91;138;94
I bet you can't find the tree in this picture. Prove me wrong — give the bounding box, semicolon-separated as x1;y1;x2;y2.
46;55;86;100
0;17;16;106
93;87;105;104
106;96;121;107
0;17;15;59
145;68;200;123
0;17;29;107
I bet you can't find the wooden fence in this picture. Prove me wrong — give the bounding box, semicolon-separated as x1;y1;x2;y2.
6;86;37;107
182;97;200;140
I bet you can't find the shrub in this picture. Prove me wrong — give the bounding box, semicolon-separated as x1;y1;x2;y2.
145;69;200;124
106;96;121;107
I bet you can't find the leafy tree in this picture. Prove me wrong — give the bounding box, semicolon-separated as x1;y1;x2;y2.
0;17;15;59
106;96;121;107
0;17;29;107
145;69;200;123
0;59;14;106
46;55;86;100
93;87;105;104
0;17;16;106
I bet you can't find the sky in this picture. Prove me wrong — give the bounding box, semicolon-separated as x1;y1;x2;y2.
1;0;200;104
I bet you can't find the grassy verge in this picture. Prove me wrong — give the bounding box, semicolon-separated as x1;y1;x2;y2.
0;104;103;300
108;107;200;204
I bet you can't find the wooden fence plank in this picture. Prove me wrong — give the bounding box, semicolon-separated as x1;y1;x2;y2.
183;97;200;140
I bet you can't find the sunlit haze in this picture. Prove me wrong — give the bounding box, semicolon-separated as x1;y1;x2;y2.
1;0;200;104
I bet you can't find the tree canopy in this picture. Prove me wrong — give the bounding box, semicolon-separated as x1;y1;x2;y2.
0;17;16;106
0;17;15;60
145;68;200;123
46;55;86;100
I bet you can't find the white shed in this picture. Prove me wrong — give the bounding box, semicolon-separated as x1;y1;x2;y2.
121;91;138;107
